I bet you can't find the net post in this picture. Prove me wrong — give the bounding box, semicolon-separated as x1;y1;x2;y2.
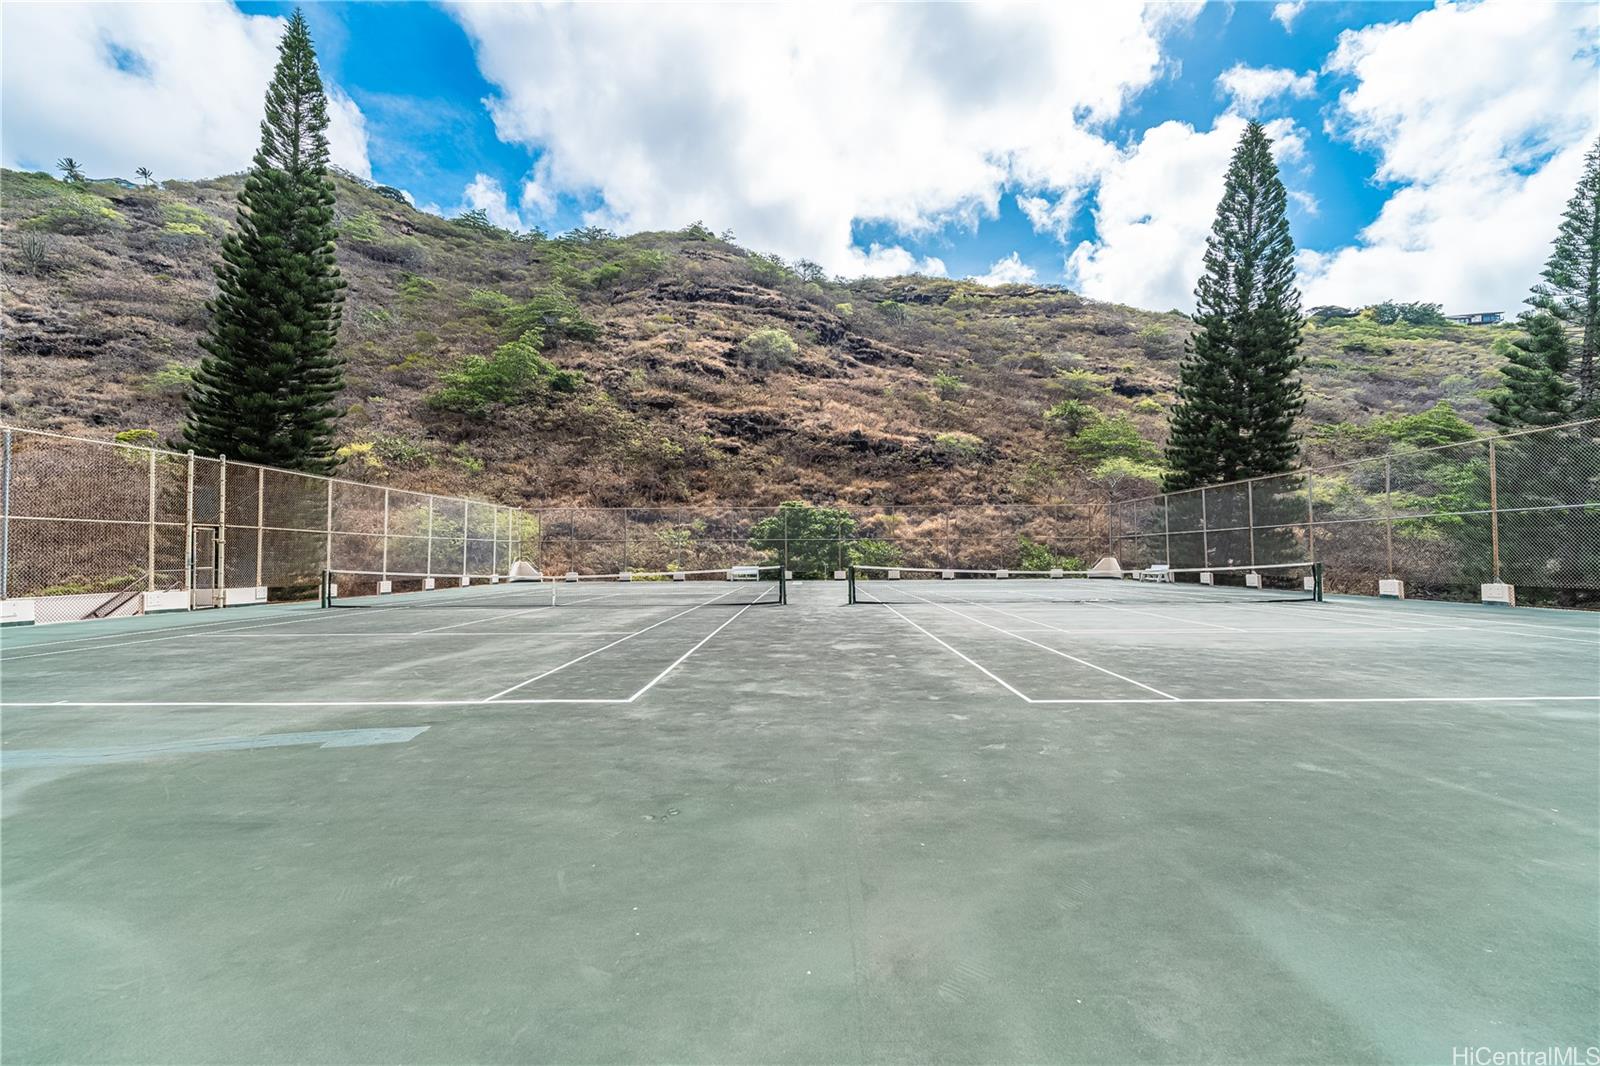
1313;562;1324;603
778;563;788;605
319;569;331;609
847;564;857;605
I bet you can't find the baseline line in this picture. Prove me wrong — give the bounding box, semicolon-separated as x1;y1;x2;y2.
6;695;1593;711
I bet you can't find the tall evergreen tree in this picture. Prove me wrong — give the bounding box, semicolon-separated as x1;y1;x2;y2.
1164;121;1304;491
183;9;345;473
1489;313;1577;429
1527;136;1600;411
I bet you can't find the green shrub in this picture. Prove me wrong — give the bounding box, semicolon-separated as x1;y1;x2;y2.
736;328;798;371
161;201;216;236
876;300;907;324
428;330;581;418
1044;399;1099;435
1133;396;1165;413
1017;536;1083;573
575;250;667;292
1050;368;1110;399
931;370;965;400
23;194;125;235
933;431;986;459
1067;414;1157;464
114;429;160;447
745;500;899;577
143;361;194;396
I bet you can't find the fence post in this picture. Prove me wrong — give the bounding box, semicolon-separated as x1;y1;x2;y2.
185;450;196;597
1384;456;1393;576
382;488;391;580
1306;473;1316;562
491;505;498;577
1;429;11;599
1488;440;1500;582
1200;487;1209;568
622;509;630;573
1247;481;1256;567
1164;492;1177;569
426;498;435;576
255;468;264;588
461;500;470;578
218;457;228;596
146;447;156;593
324;479;333;573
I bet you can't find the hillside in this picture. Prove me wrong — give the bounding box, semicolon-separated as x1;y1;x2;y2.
0;168;1514;510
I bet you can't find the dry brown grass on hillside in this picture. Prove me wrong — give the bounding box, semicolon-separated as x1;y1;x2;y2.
1;167;1511;512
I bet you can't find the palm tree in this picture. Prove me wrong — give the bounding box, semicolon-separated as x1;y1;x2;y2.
56;157;85;183
135;166;154;187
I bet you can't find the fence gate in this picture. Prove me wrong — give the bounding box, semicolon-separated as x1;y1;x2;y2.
189;525;220;608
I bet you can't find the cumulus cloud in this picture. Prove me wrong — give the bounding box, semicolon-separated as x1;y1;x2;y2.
972;253;1038;287
1065;116;1303;311
1271;2;1308;32
1216;64;1317;116
1303;0;1599;311
461;173;526;231
450;2;1196;277
0;2;370;180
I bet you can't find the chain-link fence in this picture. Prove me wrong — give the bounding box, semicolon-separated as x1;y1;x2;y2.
1110;419;1600;606
1;427;525;623
525;502;1102;580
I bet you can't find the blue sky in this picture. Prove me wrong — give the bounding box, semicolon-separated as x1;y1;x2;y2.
3;1;1596;313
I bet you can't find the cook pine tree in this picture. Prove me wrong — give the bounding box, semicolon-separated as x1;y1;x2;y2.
1164;120;1305;492
183;9;346;473
1502;135;1600;424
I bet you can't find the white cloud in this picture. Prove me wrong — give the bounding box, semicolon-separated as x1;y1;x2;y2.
1303;0;1599;311
1216;64;1317;117
451;3;1197;277
972;253;1037;287
1271;2;1308;32
1064;116;1303;311
461;173;526;231
0;2;370;181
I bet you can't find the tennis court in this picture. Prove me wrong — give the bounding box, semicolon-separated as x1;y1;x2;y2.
2;572;1597;1063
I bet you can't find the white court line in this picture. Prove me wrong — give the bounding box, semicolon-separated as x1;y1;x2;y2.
0;607;335;653
870;604;1037;702
6;694;1593;710
1322;601;1600;645
0;610;363;662
624;590;775;701
863;585;1179;700
482;586;747;701
978;582;1247;632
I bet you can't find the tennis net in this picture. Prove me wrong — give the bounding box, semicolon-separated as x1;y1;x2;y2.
848;561;1321;605
322;565;786;609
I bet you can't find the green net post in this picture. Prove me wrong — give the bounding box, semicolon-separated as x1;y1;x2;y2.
778;564;788;605
1312;562;1324;603
847;564;857;605
320;569;332;609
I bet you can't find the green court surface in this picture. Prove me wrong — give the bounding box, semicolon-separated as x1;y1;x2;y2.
2;582;1597;1064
